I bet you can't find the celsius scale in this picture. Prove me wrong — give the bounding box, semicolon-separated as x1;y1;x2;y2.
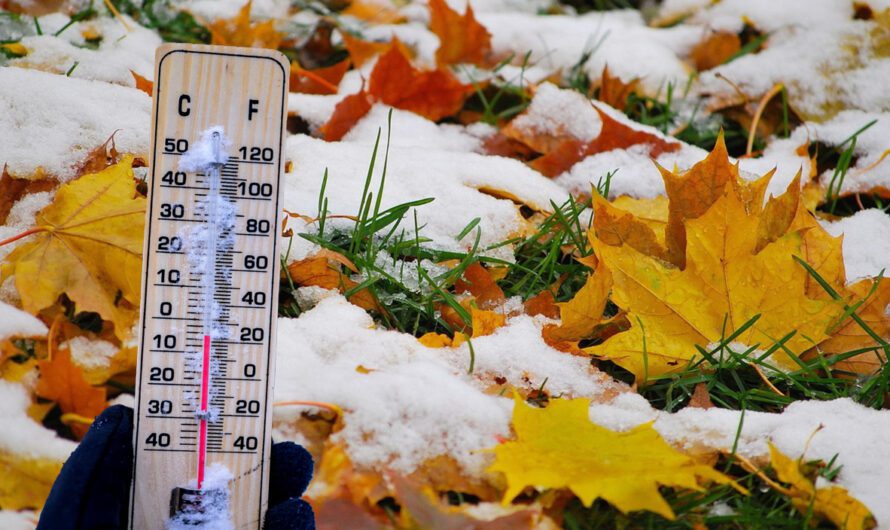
130;43;288;529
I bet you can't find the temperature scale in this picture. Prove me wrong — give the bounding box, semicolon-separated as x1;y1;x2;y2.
130;44;288;529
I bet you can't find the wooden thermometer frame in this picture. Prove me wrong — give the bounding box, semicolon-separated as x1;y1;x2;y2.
130;43;288;529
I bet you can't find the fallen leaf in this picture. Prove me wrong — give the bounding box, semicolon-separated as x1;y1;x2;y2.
428;0;492;66
0;166;56;224
0;448;63;510
320;90;374;141
342;0;406;24
37;349;106;439
455;263;506;309
545;265;612;342
472;307;506;338
530;105;681;178
391;474;541;529
130;69;153;97
768;443;875;530
290;59;350;95
208;1;284;49
597;65;639;109
489;395;737;519
687;383;714;409
579;141;846;380
812;277;890;374
286;252;384;313
340;32;393;68
523;290;560;319
1;157;145;340
691;32;741;71
368;45;472;121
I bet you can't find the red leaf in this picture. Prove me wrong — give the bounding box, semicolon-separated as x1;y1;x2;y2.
428;0;492;66
290;59;351;95
368;46;472;121
320;90;373;141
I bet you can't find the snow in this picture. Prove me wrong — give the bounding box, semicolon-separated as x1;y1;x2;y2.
282;134;568;255
11;15;161;85
167;464;234;530
273;295;624;475
342;105;485;152
822;209;890;282
0;380;76;462
508;82;603;145
0;301;47;340
64;336;117;371
0;511;37;530
0;67;150;180
478;10;697;94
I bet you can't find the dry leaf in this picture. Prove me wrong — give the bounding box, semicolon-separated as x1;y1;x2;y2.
1;157;145;340
691;32;741;71
0;451;63;510
37;349;106;439
597;65;639;109
768;443;875;530
368;45;472;121
342;0;406;24
286;252;384;313
130;70;153;97
489;394;738;519
0;166;56;224
320;90;374;141
208;1;284;49
530;106;681;178
472;307;506;338
290;59;350;95
340;32;392;68
579;140;846;380
428;0;493;66
455;263;506;309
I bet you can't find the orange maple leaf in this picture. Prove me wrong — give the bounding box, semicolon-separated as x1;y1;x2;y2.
320;89;373;141
130;70;153;97
37;349;106;439
530;106;681;177
290;59;350;95
208;1;284;49
368;45;472;121
319;45;472;139
454;262;506;309
340;32;392;68
341;0;406;24
428;0;492;66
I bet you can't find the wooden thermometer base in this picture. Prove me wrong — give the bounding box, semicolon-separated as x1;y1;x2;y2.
130;44;288;529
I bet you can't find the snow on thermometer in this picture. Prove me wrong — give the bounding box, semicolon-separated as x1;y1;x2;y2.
130;44;288;529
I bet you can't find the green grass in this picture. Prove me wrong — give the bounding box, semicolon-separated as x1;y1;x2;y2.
107;0;211;43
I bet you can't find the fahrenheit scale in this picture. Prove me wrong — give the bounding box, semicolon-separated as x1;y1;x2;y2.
130;44;288;529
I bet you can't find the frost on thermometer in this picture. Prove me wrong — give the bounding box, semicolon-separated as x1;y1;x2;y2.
169;126;236;528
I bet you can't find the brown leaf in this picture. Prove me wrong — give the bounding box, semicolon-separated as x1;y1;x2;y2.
687;383;714;409
320;90;373;141
130;70;153;97
0;166;56;225
290;59;350;95
455;263;506;309
691;32;741;71
530;106;681;177
597;65;639;109
37;349;106;439
208;1;284;49
428;0;493;66
368;45;472;121
286;252;384;313
524;290;560;319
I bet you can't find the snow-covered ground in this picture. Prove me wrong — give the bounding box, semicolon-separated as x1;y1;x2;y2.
2;0;890;527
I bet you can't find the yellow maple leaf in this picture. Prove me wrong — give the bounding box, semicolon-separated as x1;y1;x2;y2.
489;395;738;519
1;157;145;340
582;139;846;380
768;443;875;530
0;453;63;510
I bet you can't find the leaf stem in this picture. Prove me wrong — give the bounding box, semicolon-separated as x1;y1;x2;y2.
0;226;48;247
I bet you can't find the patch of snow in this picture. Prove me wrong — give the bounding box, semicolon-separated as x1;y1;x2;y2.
0;67;150;180
822;209;890;282
343;105;484;152
0;380;76;462
273;295;622;474
0;511;37;530
64;336;117;371
0;301;47;341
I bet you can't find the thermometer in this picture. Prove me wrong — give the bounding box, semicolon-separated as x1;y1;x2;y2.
130;43;288;529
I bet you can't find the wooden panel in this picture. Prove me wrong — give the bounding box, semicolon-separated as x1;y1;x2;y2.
130;44;288;530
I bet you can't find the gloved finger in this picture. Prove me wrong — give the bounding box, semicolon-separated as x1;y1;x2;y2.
37;405;134;530
268;441;314;506
264;498;316;530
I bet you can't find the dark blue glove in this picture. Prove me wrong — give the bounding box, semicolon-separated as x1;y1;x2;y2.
37;405;315;530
